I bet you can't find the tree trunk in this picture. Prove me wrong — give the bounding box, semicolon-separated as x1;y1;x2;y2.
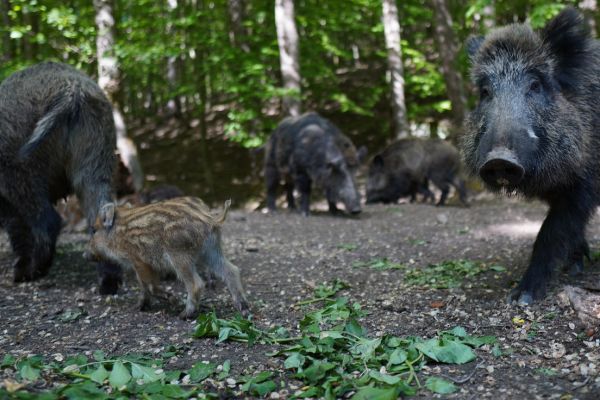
275;0;301;117
228;0;250;52
94;0;144;192
580;0;597;38
165;0;182;116
431;0;468;140
0;0;12;62
381;0;409;139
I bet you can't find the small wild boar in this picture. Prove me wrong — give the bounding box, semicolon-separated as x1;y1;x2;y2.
462;8;600;304
265;112;367;216
84;197;250;319
366;138;468;206
0;62;116;284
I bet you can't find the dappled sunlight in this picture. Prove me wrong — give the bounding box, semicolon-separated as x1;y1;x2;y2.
478;219;542;239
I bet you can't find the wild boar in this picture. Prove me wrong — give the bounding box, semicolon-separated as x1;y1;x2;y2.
366;138;468;206
462;8;600;304
84;197;250;319
265;112;366;215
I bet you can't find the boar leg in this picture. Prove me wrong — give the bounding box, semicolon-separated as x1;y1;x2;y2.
452;178;469;206
567;240;589;277
132;262;161;311
2;195;61;282
202;233;250;316
509;193;594;304
284;176;296;210
295;173;312;216
265;164;280;211
167;253;205;319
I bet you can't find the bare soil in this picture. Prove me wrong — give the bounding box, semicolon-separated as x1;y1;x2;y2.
1;197;599;399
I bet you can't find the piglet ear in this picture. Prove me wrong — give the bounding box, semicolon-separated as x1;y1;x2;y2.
541;7;591;88
465;35;485;61
357;146;368;164
99;203;116;230
372;154;384;168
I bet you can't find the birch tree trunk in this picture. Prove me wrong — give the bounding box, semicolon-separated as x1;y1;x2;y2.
94;0;144;192
228;0;250;52
381;0;409;139
275;0;301;117
431;0;468;140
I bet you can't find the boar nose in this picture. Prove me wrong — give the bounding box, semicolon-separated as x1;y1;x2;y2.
349;206;362;215
479;149;525;186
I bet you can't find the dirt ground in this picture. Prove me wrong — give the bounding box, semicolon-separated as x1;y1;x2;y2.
1;196;599;399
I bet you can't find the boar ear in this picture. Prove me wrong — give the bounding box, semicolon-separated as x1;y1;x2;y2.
372;154;384;168
465;35;485;60
541;7;591;87
357;146;368;164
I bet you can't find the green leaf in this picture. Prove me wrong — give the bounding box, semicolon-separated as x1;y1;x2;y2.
90;365;109;384
416;339;476;364
1;354;15;368
387;348;407;366
351;386;399;400
284;353;305;370
108;361;131;388
368;370;401;385
189;361;215;382
19;364;40;381
131;362;162;383
426;377;458;394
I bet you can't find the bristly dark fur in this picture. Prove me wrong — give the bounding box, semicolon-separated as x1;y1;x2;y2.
264;112;364;216
366;138;468;206
0;62;117;284
461;7;600;304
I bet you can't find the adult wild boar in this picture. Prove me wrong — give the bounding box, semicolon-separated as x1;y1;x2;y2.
366;138;468;206
0;62;116;283
462;8;600;304
265;112;366;216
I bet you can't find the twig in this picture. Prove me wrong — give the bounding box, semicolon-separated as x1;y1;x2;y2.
439;362;483;384
573;376;591;390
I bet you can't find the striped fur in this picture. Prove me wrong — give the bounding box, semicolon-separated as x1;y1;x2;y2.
86;197;249;318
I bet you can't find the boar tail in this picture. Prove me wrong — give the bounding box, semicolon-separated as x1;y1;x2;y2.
214;199;231;225
19;82;83;159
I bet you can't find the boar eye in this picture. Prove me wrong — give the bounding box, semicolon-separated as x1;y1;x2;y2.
479;86;491;101
529;79;542;94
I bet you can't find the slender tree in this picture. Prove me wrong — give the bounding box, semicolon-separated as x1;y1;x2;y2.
580;0;597;37
381;0;409;139
0;0;12;63
275;0;301;117
228;0;250;52
94;0;144;192
431;0;468;139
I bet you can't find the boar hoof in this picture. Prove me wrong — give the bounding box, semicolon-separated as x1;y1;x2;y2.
13;258;35;283
568;260;584;277
237;300;251;317
138;298;152;312
507;288;534;306
98;275;120;295
179;309;197;320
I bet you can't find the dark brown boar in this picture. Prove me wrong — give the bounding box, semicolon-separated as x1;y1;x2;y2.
462;8;600;304
84;197;250;319
366;138;468;206
0;62;116;283
265;112;367;215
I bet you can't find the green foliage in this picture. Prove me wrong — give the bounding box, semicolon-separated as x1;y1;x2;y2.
0;0;584;147
0;350;227;399
193;280;496;398
404;260;506;289
353;258;405;270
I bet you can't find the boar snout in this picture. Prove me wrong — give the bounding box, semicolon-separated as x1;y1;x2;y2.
479;148;524;187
